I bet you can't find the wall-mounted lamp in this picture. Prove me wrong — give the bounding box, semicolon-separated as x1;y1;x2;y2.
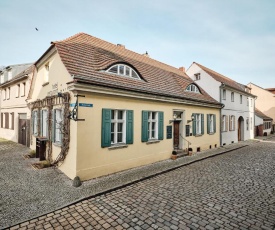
187;115;195;123
169;113;178;124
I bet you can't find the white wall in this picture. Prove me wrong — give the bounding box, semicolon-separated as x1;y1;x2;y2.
186;64;221;101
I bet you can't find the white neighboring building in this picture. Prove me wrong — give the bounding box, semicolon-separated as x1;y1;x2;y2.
187;62;256;146
0;64;34;146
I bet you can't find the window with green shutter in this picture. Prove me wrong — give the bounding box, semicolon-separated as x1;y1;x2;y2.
207;114;216;134
102;109;134;147
192;113;204;136
142;111;164;142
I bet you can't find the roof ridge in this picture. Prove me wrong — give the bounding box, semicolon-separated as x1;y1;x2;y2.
194;62;236;83
54;32;188;78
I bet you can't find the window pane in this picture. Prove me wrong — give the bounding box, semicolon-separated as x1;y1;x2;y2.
152;122;156;130
152;131;155;138
131;70;139;79
119;65;124;75
152;112;156;120
125;66;130;76
111;110;115;119
111;123;114;132
111;133;114;143
109;65;118;74
118;110;123;119
118;123;123;132
117;133;123;142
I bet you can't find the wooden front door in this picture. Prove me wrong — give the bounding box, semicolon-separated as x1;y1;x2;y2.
18;119;30;147
173;121;180;149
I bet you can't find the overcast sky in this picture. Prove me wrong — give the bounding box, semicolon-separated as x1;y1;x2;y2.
0;0;274;88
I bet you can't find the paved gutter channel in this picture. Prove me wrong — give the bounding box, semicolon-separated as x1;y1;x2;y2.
5;142;251;229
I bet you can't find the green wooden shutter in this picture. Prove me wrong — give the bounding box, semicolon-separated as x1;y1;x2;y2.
101;109;111;147
213;114;216;133
126;110;134;144
207;114;210;134
51;110;55;142
201;114;204;135
158;112;164;140
192;113;196;136
142;111;148;142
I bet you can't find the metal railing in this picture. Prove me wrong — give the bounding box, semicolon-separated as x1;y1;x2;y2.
180;134;191;154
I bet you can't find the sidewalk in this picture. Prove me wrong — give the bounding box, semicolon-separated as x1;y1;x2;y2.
3;139;253;229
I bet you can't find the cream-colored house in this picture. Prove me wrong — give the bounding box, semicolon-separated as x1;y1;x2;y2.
0;64;34;146
27;33;222;181
247;83;275;131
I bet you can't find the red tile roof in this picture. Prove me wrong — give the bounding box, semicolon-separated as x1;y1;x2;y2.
50;33;220;105
255;108;273;120
193;62;247;92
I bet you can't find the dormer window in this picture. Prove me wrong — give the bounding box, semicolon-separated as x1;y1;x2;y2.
106;64;140;80
186;84;200;93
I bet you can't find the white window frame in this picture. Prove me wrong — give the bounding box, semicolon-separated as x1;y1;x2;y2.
3;89;6;100
195;114;202;135
222;89;226;100
54;109;62;143
111;110;126;144
8;70;12;80
41;110;48;137
16;84;20;98
9;113;12;129
231;92;234;102
230;115;235;131
44;63;49;83
21;82;26;97
107;64;141;80
186;84;200;93
33;111;38;135
148;111;158;140
209;114;214;133
222;115;226;132
7;87;10;100
194;73;201;80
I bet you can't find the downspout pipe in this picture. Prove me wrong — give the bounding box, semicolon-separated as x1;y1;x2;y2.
219;83;225;147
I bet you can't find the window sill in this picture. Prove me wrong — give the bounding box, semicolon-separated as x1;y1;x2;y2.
195;134;203;137
146;140;160;145
42;82;49;87
208;132;215;135
53;142;62;147
108;144;128;150
21;95;25;97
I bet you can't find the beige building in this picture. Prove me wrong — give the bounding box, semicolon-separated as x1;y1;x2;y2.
0;64;34;146
27;33;222;181
247;83;275;124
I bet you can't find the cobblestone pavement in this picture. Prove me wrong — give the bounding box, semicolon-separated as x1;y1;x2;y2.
6;137;275;230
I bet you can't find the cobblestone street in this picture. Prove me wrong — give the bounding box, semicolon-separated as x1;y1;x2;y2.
6;138;275;230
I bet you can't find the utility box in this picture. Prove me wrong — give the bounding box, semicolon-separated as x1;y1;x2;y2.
36;137;47;161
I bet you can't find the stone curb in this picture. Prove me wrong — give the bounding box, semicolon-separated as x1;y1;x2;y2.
6;143;249;229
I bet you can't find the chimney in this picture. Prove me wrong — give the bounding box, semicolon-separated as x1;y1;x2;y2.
117;44;125;49
142;51;150;57
179;67;185;72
